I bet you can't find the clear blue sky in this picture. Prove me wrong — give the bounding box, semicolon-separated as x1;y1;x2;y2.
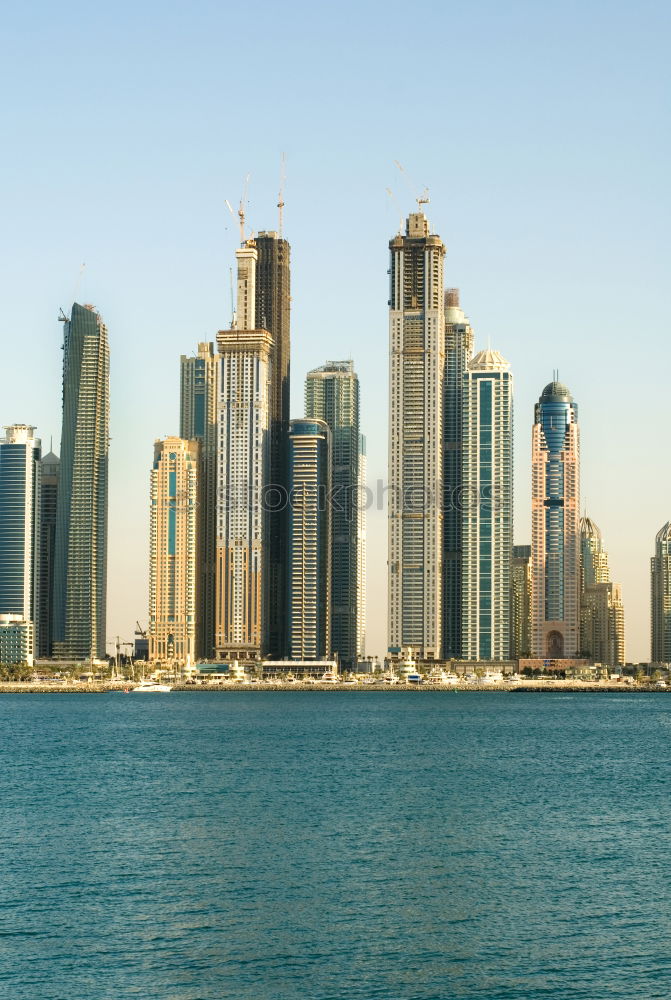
2;0;669;660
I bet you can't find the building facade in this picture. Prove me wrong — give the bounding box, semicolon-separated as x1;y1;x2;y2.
531;381;580;659
215;244;273;661
580;516;610;589
255;232;291;659
388;212;446;659
0;425;41;662
0;615;35;667
180;342;219;658
53;303;110;661
149;437;200;666
357;434;367;659
578;516;625;664
581;582;625;665
651;521;671;663
443;288;474;659
305;361;360;669
461;350;513;661
37;450;59;657
288;419;331;661
511;545;532;659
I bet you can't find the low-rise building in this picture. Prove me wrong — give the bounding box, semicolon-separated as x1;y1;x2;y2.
0;615;35;666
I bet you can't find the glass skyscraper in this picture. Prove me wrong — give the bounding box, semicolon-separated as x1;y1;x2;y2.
305;361;361;670
443;288;474;659
37;449;59;658
288;419;331;661
0;425;42;660
531;380;580;659
53;303;110;661
461;350;513;661
651;521;671;663
255;232;291;659
180;342;218;658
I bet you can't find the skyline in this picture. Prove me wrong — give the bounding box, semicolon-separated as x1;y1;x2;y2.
2;0;670;661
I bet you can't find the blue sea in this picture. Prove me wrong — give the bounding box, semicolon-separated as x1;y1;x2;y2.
1;692;670;999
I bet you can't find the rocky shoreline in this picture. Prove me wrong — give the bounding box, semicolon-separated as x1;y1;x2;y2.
0;681;667;694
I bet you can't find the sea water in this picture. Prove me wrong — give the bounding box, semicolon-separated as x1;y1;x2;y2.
1;692;670;999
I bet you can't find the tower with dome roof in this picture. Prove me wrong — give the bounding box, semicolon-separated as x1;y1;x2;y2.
531;379;581;659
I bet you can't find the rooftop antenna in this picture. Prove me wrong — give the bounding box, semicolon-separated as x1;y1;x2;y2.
277;153;286;238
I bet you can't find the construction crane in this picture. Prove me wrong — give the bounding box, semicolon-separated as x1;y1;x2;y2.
277;152;286;237
393;160;430;211
225;173;252;244
135;621;146;637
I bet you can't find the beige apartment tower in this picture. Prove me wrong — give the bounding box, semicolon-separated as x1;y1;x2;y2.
149;437;200;666
388;211;446;659
215;244;273;661
579;517;625;665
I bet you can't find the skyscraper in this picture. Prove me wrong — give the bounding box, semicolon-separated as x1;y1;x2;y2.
651;521;671;663
53;303;110;661
0;425;41;661
288;419;331;661
581;582;625;665
578;516;625;664
37;449;59;658
443;288;475;659
215;247;273;661
531;380;580;659
149;437;200;666
255;232;291;659
511;545;532;659
305;360;360;669
461;350;513;661
357;433;367;660
180;342;219;658
388;211;446;659
580;516;610;590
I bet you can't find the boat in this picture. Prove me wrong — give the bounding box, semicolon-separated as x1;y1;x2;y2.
132;679;172;693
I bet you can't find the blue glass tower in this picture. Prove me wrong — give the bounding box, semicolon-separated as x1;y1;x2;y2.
531;381;580;659
0;425;41;637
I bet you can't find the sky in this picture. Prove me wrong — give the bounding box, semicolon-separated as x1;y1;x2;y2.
1;0;669;662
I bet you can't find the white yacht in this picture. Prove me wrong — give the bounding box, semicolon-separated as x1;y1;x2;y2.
132;679;173;693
